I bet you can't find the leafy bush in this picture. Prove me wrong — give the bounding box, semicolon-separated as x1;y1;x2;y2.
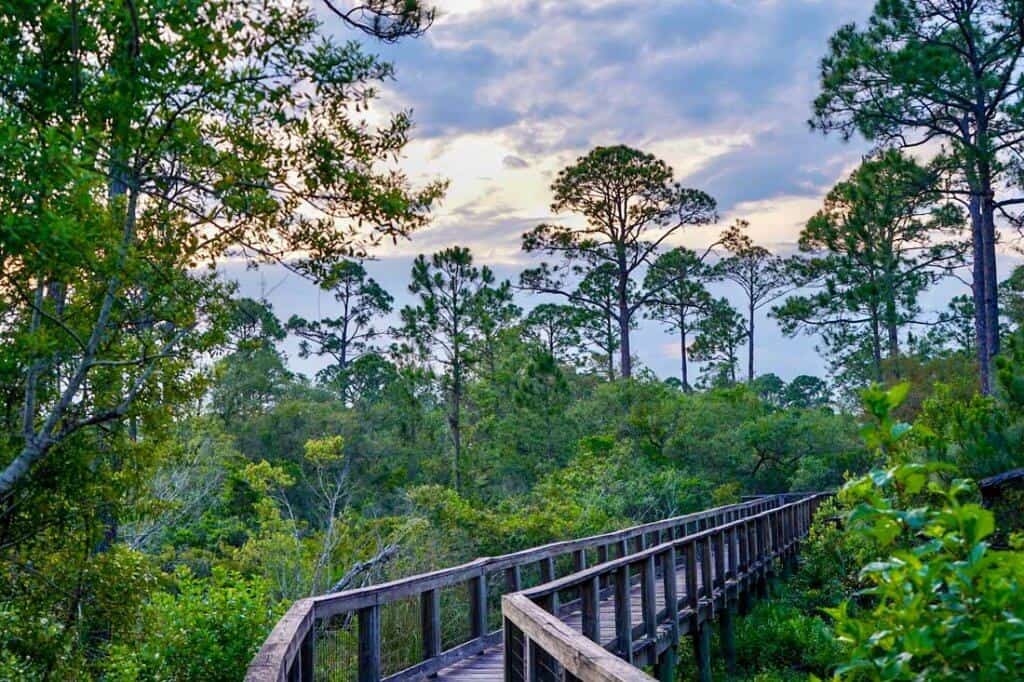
827;464;1024;680
785;497;878;613
103;567;280;681
730;601;843;678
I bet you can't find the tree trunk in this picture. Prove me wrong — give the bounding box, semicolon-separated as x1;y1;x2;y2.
450;398;461;493
618;312;631;379
968;194;990;393
883;276;900;373
982;188;1000;392
450;355;462;493
679;309;690;392
870;306;883;382
605;311;615;381
747;300;755;383
617;278;632;379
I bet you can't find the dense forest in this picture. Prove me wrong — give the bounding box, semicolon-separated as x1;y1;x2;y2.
1;1;1023;680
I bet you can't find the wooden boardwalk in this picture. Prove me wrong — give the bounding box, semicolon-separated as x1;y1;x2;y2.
435;553;709;681
246;495;825;682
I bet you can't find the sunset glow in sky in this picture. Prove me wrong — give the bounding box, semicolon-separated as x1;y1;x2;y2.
236;1;986;381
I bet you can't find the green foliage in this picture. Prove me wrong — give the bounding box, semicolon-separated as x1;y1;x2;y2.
773;151;964;396
644;247;715;389
828;466;1024;680
691;297;747;386
520;144;717;378
0;544;156;679
398;246;517;492
914;332;1024;479
717;219;792;380
730;601;843;679
286;259;394;396
785;498;877;613
103;568;279;682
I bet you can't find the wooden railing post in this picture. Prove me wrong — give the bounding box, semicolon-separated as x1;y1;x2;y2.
503;618;525;682
661;546;678;620
756;516;769;597
506;565;522;593
656;547;679;682
581;575;600;642
614;563;633;663
700;535;714;617
713;529;726;597
539;558;558;614
684;541;698;616
540;556;555;583
740;518;748;562
299;625;314;681
573;549;587;572
421;588;442;663
782;506;794;574
770;507;778;557
357;605;381;682
683;541;710;682
470;573;488;640
640;554;657;643
741;518;757;614
721;525;738;674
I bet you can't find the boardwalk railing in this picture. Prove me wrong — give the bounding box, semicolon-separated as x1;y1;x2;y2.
246;497;788;682
502;494;828;682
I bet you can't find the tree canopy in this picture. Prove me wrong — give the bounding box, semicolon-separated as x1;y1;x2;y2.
520;145;717;378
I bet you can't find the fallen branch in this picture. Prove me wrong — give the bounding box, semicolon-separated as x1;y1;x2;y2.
328;543;399;594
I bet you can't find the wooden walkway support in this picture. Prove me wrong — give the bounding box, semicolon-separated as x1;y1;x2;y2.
246;494;826;682
503;494;825;682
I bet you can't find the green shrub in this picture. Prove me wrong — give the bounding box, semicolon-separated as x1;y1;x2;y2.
730;601;842;678
786;498;878;613
103;567;280;681
828;464;1024;680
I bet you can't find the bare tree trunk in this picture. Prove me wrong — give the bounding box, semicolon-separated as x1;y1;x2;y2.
328;544;399;594
450;378;462;493
884;276;901;378
22;283;44;438
605;311;616;380
968;194;990;393
614;282;630;376
617;254;632;379
747;299;755;383
982;189;1000;392
870;306;883;382
679;315;690;391
618;312;631;379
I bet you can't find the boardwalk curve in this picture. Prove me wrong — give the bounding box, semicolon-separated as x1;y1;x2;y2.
246;494;826;682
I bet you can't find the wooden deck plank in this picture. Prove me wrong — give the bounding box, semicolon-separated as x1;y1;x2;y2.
435;550;716;681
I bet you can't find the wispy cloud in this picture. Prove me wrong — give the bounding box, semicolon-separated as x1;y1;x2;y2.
267;2;908;380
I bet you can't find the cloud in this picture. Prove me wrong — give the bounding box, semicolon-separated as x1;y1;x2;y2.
502;155;529;169
368;1;875;228
289;2;892;379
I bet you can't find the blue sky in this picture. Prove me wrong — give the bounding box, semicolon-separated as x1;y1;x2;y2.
233;0;986;382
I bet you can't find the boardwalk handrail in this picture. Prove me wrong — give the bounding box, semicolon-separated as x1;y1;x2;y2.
502;493;829;682
503;594;652;682
246;496;785;682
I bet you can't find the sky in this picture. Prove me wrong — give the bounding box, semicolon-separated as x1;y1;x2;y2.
232;0;990;382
